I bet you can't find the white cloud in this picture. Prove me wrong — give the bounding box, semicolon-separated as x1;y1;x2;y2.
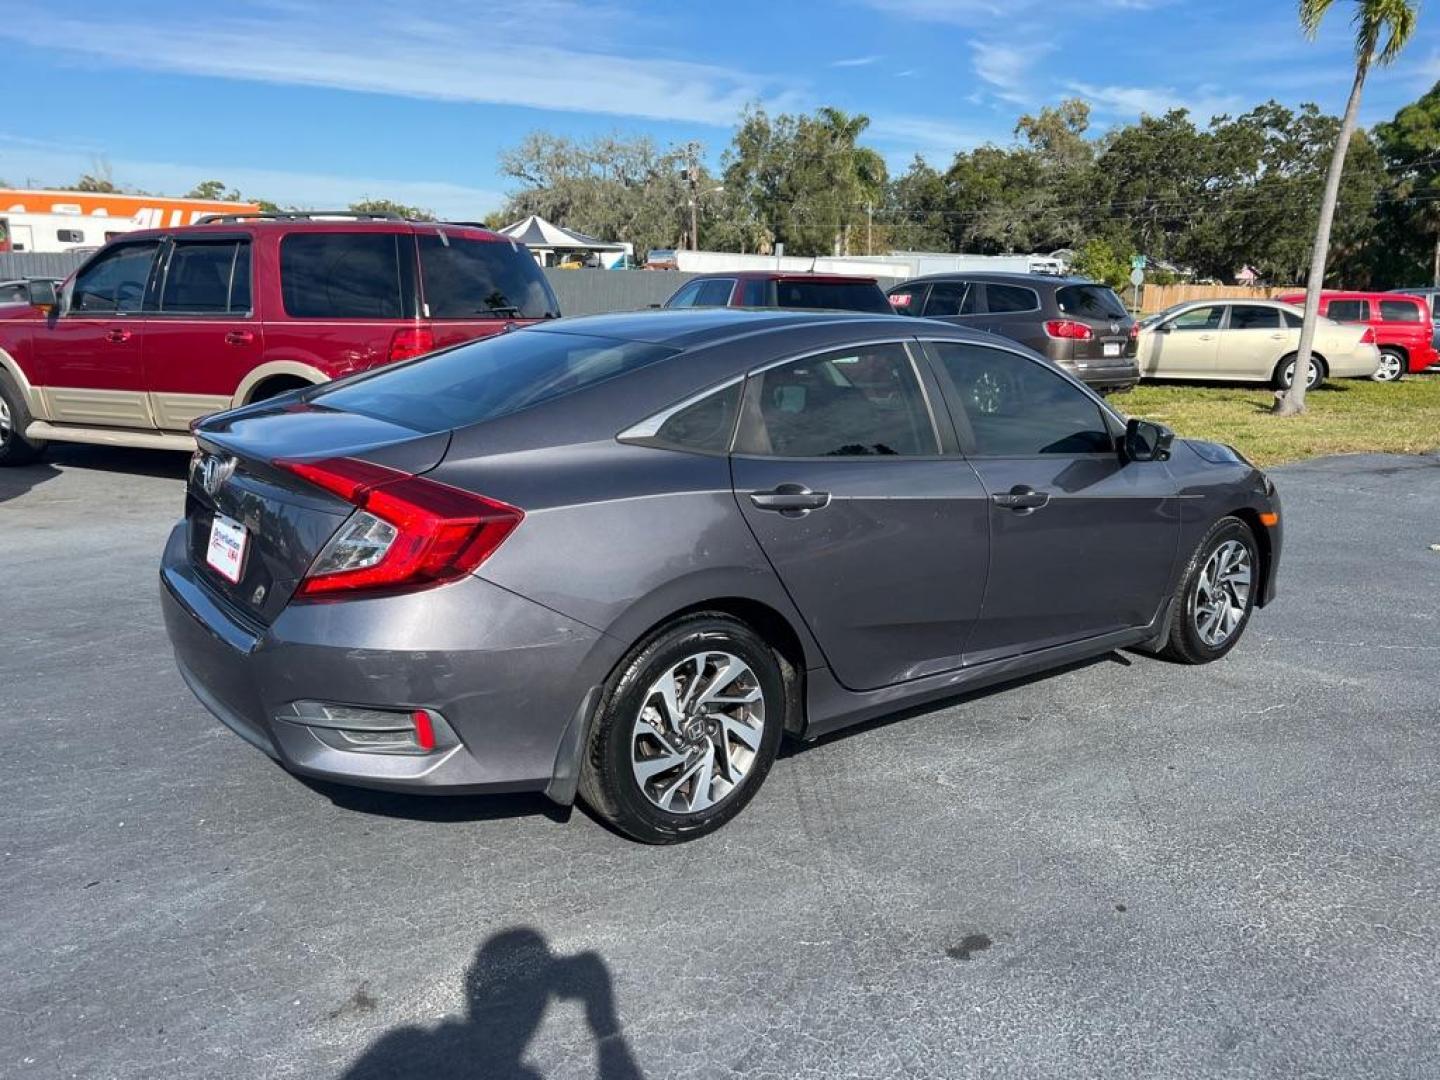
857;0;1170;24
867;114;985;165
0;2;800;127
0;135;505;219
971;41;1053;106
832;55;882;67
1066;81;1243;122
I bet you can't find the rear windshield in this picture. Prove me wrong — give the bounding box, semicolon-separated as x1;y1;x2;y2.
418;233;559;319
775;280;892;314
1056;285;1128;320
312;329;677;432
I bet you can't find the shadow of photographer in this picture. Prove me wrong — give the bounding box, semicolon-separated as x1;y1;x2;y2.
341;927;644;1080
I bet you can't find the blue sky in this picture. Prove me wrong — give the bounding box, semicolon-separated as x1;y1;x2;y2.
2;0;1438;219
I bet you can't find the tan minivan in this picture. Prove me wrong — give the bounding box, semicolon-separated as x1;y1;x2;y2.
1136;299;1379;389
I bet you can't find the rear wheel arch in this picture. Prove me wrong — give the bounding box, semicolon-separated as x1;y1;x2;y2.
232;361;329;406
245;374;314;403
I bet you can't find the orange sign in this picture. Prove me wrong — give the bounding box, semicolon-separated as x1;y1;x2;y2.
0;188;260;228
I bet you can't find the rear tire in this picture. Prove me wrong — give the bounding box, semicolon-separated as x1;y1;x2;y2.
1156;517;1259;665
579;613;785;844
1272;353;1323;391
1372;348;1405;383
0;371;47;467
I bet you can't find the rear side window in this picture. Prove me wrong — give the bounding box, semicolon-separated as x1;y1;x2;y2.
1228;305;1280;330
775;280;892;314
71;242;159;314
923;282;978;317
1282;310;1304;329
931;341;1112;457
160;239;252;314
736;343;936;457
1378;299;1423;323
1056;285;1127;320
313;329;677;432
986;284;1039;313
1326;299;1369;323
280;232;410;319
417;234;558;319
623;383;742;454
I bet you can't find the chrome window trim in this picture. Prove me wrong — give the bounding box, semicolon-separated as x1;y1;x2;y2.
616;375;746;443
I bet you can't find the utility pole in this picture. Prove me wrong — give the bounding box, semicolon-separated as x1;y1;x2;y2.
866;202;873;256
683;144;699;252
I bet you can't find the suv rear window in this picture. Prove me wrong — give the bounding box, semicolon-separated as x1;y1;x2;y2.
1056;284;1127;320
775;280;892;314
418;234;558;319
280;232;412;319
313;329;677;432
1378;299;1423;323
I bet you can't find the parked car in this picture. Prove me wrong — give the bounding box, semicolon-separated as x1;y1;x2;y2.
887;273;1139;392
1276;290;1436;382
663;272;893;313
1136;299;1379;389
1387;286;1440;362
162;308;1282;843
0;278;60;305
0;212;559;466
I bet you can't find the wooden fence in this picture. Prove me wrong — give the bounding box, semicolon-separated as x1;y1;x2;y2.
1140;283;1299;311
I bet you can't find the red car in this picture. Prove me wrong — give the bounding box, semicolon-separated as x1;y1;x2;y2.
663;271;893;313
1277;290;1436;382
0;212;558;465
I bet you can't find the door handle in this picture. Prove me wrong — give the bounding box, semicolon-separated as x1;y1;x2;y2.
991;485;1050;513
1269;333;1287;340
224;330;255;346
749;484;831;516
105;328;131;344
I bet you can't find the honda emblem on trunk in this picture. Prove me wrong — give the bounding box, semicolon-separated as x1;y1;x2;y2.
195;453;237;497
1110;322;1119;335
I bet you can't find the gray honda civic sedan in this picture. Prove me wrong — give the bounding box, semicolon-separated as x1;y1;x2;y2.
161;309;1283;843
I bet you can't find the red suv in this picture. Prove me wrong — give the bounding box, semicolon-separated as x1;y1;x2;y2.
0;212;559;465
663;272;893;313
1277;290;1435;383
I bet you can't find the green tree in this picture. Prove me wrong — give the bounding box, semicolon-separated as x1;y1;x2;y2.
1069;238;1129;290
1375;81;1440;286
349;198;435;221
186;179;242;201
1278;0;1419;416
884;156;950;251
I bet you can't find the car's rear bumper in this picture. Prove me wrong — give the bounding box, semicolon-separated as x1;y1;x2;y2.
159;522;618;800
1062;361;1140;390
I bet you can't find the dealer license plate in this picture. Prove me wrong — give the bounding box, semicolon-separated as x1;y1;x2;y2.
206;513;248;584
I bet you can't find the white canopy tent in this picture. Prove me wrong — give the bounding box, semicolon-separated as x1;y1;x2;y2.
497;215;630;269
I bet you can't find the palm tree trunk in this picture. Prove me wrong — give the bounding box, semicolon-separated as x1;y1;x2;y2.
1275;52;1371;416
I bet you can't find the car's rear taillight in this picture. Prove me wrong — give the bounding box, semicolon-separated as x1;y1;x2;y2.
1359;327;1376;344
388;326;436;362
277;457;523;598
1129;322;1140;340
1044;319;1094;340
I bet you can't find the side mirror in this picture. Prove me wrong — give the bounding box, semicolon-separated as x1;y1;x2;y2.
1125;417;1174;462
26;278;58;310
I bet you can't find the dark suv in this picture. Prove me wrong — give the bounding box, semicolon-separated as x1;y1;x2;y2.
0;212;558;465
664;272;893;314
888;272;1139;391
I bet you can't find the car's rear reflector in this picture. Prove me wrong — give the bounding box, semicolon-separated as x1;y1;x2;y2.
277;457;523;597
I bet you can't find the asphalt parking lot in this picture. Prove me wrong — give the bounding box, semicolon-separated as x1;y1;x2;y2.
3;445;1438;1079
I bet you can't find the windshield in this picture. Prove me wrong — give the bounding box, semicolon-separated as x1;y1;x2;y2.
312;328;677;432
775;280;892;314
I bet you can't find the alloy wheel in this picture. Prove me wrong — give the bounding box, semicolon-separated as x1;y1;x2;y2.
1192;539;1252;648
630;651;766;814
1373;352;1404;382
0;395;11;447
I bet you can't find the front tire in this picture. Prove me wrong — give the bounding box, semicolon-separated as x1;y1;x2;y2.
0;371;47;466
1156;517;1259;665
579;613;786;843
1372;348;1405;383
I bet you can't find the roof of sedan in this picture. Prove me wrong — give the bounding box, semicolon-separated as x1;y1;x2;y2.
892;271;1095;288
523;306;932;348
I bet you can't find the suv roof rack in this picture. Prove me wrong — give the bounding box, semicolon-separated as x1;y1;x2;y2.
194;210;407;224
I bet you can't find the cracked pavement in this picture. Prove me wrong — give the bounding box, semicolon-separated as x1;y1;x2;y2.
2;447;1438;1079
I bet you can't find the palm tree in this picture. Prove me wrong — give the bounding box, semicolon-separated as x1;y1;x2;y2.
1275;0;1419;416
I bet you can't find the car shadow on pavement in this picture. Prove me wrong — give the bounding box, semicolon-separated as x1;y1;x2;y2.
297;775;575;826
339;927;645;1080
0;461;61;504
44;444;191;479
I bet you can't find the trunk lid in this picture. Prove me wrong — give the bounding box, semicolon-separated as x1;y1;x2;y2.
187;399;450;625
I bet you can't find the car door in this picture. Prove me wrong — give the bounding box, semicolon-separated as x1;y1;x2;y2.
923;339;1181;663
1147;304;1224;378
37;239;160;428
1217;304;1289;379
142;234;263;430
729;340;990;691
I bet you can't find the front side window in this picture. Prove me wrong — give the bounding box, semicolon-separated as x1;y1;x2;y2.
1326;299;1369;323
71;242;159;314
673;279;736;307
1228;305;1280;330
930;341;1113;457
1378;299;1423;323
736;343;936;458
1170;305;1224;331
280;232;409;319
160;240;252;314
666;281;704;308
418;233;558;319
986;284;1039;313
